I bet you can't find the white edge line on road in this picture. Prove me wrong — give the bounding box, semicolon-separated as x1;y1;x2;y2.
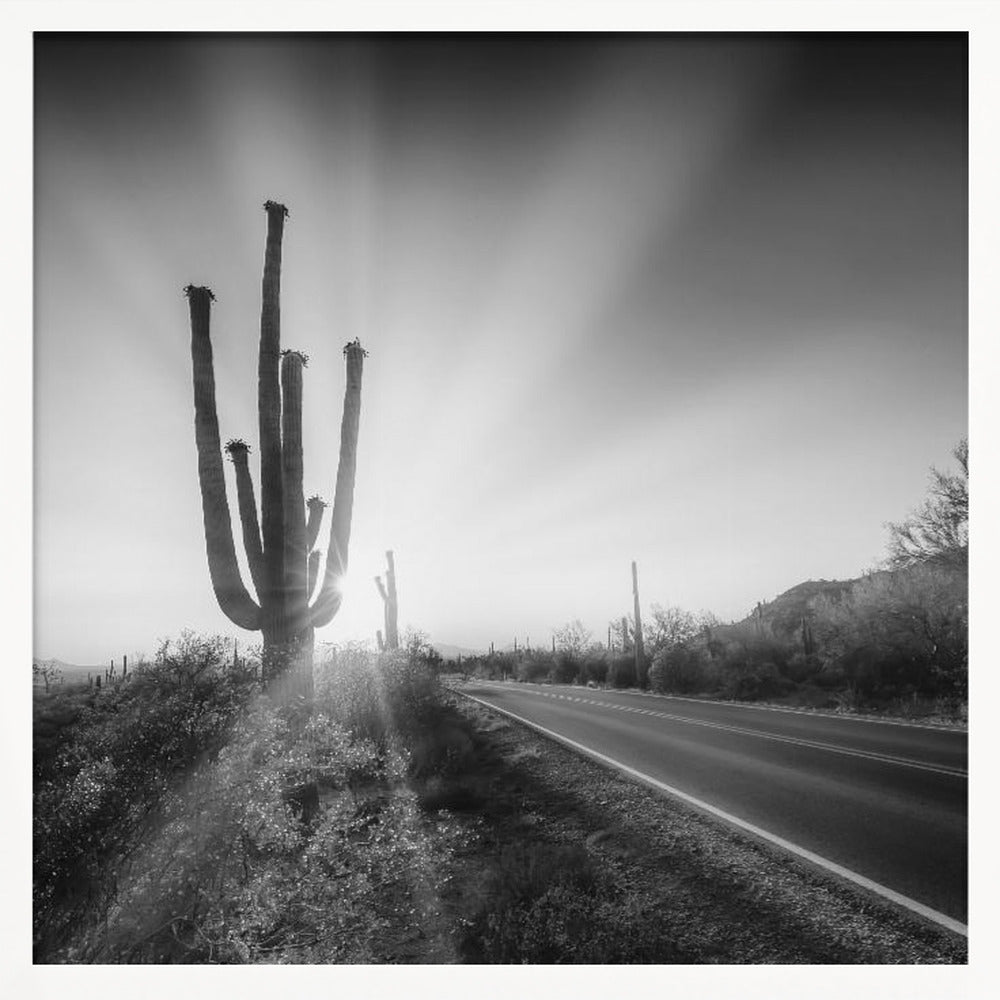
458;690;968;940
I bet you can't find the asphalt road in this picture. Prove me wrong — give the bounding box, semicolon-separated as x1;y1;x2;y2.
460;681;968;929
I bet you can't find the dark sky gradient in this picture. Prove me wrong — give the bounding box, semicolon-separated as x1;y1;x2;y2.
34;34;967;662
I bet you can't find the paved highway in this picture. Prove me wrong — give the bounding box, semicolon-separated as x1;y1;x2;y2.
460;681;967;931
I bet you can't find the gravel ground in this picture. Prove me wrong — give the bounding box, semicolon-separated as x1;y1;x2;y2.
445;693;967;964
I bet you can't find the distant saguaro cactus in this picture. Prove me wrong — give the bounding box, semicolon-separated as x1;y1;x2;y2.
631;561;646;687
374;550;399;651
186;200;365;697
801;616;815;656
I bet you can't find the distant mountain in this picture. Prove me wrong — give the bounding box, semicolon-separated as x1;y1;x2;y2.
431;642;485;661
730;578;857;639
33;657;103;677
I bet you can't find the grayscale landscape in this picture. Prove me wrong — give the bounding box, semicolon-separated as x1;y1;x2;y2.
33;32;967;967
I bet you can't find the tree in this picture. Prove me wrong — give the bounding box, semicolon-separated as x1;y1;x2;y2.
645;605;699;655
33;661;61;692
887;438;968;570
812;565;967;698
402;628;443;672
552;619;593;657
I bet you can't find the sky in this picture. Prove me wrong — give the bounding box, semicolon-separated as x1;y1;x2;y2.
33;33;968;664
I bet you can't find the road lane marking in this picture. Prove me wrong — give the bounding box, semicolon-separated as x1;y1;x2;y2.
502;686;966;778
459;691;968;938
487;680;966;733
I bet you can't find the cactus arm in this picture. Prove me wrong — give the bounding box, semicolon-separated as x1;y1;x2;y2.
258;201;288;627
186;286;261;630
311;341;365;627
226;441;267;602
305;495;327;552
281;351;308;633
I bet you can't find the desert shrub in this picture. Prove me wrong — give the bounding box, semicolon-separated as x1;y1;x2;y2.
465;842;680;963
315;643;440;749
550;652;581;685
45;637;467;963
514;653;551;684
721;662;791;701
649;645;707;694
33;633;260;960
62;703;463;964
606;655;635;689
784;652;823;684
581;652;608;686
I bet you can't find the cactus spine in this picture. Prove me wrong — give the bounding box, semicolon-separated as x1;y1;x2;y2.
186;200;365;698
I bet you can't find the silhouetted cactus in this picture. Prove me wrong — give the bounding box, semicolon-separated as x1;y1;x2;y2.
374;550;399;651
186;200;365;698
631;561;646;687
801;616;815;656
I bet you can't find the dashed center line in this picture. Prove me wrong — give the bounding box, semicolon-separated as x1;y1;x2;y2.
511;687;966;778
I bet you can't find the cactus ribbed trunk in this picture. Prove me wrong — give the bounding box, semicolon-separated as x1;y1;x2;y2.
632;561;646;687
281;353;308;635
259;202;287;653
385;550;398;649
312;342;365;627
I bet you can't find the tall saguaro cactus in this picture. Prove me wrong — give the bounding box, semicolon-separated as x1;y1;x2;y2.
186;200;366;698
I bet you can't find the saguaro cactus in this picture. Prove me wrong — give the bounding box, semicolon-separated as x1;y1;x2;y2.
186;200;365;697
631;561;646;686
374;550;399;651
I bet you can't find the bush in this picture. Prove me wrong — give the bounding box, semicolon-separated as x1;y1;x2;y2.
514;653;551;684
649;646;707;694
464;842;681;963
314;643;440;749
606;655;635;689
33;632;260;960
64;703;461;963
722;662;789;701
551;652;581;685
784;652;823;684
582;652;609;686
39;636;466;963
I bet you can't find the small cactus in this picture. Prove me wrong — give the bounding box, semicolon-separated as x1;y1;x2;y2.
374;550;399;651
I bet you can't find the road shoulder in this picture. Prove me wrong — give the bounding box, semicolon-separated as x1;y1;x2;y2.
441;692;967;963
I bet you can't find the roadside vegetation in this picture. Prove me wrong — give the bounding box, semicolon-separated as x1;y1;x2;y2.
35;635;964;964
457;441;968;722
